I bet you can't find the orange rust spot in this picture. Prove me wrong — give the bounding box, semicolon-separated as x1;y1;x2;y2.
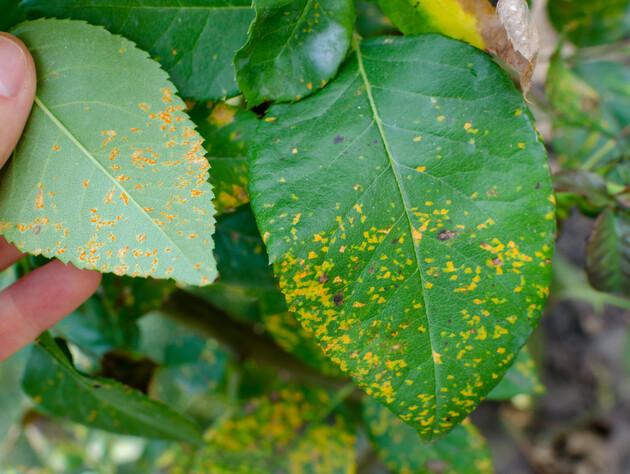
143;207;153;212
83;180;89;188
35;184;44;209
162;88;173;103
102;130;116;147
130;127;139;132
189;233;197;239
53;145;60;151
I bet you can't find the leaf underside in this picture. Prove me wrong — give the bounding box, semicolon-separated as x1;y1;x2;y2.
250;35;554;440
21;0;255;100
2;19;217;285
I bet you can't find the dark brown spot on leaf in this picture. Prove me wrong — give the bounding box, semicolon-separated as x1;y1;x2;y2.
334;135;345;144
492;257;503;266
437;229;456;241
333;291;344;306
319;272;328;284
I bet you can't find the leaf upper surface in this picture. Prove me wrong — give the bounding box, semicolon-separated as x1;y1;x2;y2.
2;19;217;285
250;35;554;440
21;0;255;100
234;0;355;106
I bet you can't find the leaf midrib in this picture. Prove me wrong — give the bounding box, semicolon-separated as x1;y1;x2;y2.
353;36;440;427
33;95;203;276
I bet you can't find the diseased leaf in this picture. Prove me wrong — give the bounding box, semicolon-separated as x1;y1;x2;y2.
186;387;356;473
250;35;554;440
21;0;255;100
262;309;344;377
0;0;26;31
364;397;493;474
585;209;630;294
22;332;203;444
2;20;217;285
190;101;259;214
547;0;630;47
234;0;355;106
377;0;539;92
487;346;544;400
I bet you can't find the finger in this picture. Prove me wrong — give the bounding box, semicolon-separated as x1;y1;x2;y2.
0;32;36;168
0;236;24;272
0;259;101;362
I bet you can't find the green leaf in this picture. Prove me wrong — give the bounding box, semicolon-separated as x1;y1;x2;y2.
547;0;630;47
186;205;277;322
234;0;355;106
486;346;544;400
2;19;217;285
22;332;203;444
54;295;141;357
21;0;255;100
546;49;611;136
552;170;611;210
585;209;630;294
186;387;356;473
356;0;399;38
250;35;555;440
550;55;630;179
0;0;26;31
364;397;493;474
190;101;259;214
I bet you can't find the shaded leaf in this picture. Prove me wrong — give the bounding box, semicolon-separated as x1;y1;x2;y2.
250;35;554;440
547;0;630;47
356;0;399;38
100;273;175;321
552;169;611;209
22;332;203;444
546;47;610;135
486;345;544;400
190;101;259;214
364;397;493;474
186;205;276;323
550;55;630;180
377;0;539;92
21;0;255;100
234;0;355;106
54;295;141;357
0;0;26;31
185;387;356;473
2;20;216;285
585;209;630;294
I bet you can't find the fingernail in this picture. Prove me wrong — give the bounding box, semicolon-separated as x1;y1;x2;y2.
0;36;27;98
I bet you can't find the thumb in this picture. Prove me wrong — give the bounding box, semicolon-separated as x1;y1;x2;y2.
0;33;36;168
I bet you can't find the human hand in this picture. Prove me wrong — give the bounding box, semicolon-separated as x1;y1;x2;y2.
0;33;102;362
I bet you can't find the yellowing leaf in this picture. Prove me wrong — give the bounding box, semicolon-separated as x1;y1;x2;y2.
2;20;217;285
377;0;540;93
